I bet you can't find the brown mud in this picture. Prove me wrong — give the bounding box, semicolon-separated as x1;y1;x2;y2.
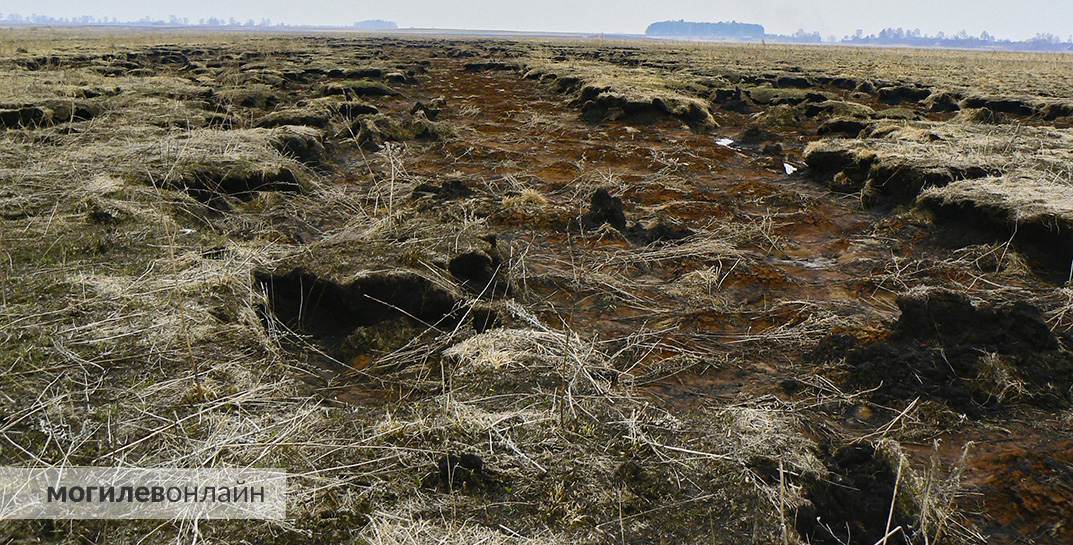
10;37;1067;543
323;53;1073;543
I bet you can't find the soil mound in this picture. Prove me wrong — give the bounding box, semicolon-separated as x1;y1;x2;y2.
448;243;512;298
923;91;963;112
411;179;472;200
736;125;780;146
255;268;461;360
174;165;301;209
0;106;48;128
580;188;695;244
877;85;932;104
711;87;754;113
580;92;714;127
959;96;1037;117
745;86;830;106
217;84;280;109
625;219;695;244
269;126;326;166
320;79;399;98
813;288;1073;412
1041;101;1073;121
330;100;379;118
422;453;501;494
254;108;331;129
774;75;814;89
410;98;445;120
918;176;1073;277
802;100;875;119
952;107;998;124
580;188;627;231
0;100;100;128
353;112;451;151
817;117;868;137
875;108;921;120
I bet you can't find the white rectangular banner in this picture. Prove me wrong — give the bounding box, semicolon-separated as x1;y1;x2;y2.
0;468;287;520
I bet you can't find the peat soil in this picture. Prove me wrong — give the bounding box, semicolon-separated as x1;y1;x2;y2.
336;55;1073;543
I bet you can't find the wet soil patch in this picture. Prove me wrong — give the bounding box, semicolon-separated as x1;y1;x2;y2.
463;61;518;72
970;439;1073;543
796;445;917;545
328;52;1071;540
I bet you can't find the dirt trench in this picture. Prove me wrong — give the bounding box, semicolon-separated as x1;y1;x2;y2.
400;58;898;345
319;55;1073;543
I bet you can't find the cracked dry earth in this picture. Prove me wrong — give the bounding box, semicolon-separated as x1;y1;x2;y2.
4;36;1073;545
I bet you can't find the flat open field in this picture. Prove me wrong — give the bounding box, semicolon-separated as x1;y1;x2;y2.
2;29;1073;544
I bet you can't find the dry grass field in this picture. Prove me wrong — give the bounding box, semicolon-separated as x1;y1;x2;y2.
1;28;1072;544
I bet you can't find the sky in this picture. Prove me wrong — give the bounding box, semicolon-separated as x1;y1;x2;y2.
4;0;1072;41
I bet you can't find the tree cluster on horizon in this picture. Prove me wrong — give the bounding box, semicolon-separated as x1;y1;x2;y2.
843;26;1073;50
645;19;1073;52
0;12;397;30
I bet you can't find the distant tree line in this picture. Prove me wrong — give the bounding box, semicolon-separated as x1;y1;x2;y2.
841;27;1073;51
646;20;1073;52
0;12;398;30
0;13;277;27
766;30;823;44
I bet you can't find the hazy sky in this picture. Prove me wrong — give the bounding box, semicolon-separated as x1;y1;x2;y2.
5;0;1072;40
